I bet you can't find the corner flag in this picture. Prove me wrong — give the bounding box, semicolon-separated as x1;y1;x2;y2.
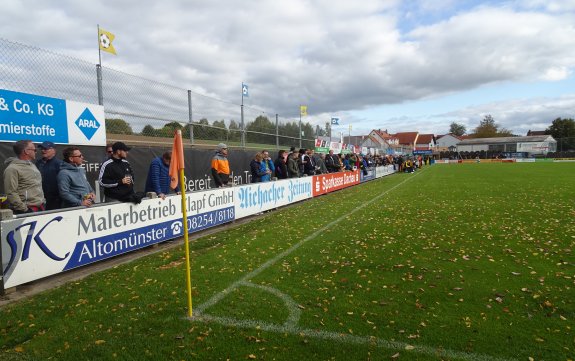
169;130;184;189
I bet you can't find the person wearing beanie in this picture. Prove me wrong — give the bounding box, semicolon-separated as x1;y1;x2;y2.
211;143;230;187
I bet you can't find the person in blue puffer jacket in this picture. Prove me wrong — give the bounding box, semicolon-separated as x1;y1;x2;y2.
145;152;174;199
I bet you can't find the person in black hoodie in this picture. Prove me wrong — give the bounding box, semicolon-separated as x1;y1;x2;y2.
98;142;138;202
274;150;288;179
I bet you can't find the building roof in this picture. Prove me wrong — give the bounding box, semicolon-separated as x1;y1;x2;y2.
526;130;547;136
437;133;463;140
457;135;555;145
391;132;418;145
374;129;394;139
416;134;435;144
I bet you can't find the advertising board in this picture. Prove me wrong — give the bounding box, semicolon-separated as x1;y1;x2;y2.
312;170;360;196
1;188;234;288
0;89;106;146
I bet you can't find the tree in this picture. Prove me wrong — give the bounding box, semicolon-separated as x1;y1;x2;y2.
141;124;156;137
246;115;274;145
106;118;132;135
228;119;241;142
449;122;466;136
212;120;228;141
194;118;210;140
546;118;575;151
158;121;183;137
471;115;513;138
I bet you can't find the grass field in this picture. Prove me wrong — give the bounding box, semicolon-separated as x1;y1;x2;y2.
1;163;574;361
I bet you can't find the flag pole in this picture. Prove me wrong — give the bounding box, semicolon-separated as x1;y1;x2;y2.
97;24;102;67
169;130;193;317
173;129;193;318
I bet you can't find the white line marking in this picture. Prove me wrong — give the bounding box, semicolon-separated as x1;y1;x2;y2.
193;314;516;361
189;170;516;360
196;173;420;314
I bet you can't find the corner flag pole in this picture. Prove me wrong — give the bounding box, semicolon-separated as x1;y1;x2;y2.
169;130;193;317
180;162;193;317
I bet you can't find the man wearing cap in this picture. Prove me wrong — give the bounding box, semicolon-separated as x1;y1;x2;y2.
211;143;230;187
36;141;62;210
98;141;136;202
3;140;45;213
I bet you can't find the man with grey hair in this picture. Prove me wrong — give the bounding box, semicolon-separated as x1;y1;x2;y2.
211;143;230;187
3;140;46;213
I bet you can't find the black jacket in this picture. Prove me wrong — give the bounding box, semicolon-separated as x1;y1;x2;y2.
99;157;135;201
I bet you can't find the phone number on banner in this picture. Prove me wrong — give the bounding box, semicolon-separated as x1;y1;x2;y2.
188;206;235;232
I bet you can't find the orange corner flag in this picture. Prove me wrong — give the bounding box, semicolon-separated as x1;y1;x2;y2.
169;130;184;189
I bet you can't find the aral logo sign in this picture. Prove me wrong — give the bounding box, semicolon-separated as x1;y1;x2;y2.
0;89;106;146
74;108;100;140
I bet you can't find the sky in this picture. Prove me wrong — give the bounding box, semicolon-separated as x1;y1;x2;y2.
2;0;575;136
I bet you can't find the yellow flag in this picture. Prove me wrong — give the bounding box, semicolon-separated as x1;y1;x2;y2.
99;28;117;55
300;105;307;116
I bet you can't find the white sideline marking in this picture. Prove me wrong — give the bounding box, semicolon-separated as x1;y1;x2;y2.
190;170;515;360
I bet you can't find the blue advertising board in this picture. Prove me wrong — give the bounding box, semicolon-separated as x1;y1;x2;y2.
0;89;106;145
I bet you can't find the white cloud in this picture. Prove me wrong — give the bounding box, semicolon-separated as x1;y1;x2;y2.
1;0;575;135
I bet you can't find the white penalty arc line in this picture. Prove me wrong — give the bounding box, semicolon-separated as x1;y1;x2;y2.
190;169;516;361
195;171;422;314
193;314;516;361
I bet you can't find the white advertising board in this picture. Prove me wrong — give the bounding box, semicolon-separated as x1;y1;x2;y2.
1;188;235;288
234;178;313;219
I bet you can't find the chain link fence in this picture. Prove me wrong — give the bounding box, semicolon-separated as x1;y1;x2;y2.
0;38;315;150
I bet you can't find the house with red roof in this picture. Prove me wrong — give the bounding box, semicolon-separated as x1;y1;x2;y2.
415;134;436;150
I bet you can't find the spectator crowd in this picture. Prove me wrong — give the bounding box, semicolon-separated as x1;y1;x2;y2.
2;139;415;215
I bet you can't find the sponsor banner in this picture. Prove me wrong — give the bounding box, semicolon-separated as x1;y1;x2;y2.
515;158;535;163
314;138;330;153
413;150;433;155
312;170;360;196
234;178;313;219
1;188;235;288
375;165;395;178
0;89;106;146
360;167;376;182
329;142;342;154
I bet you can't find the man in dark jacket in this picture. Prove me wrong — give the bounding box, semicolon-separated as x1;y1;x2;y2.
274;150;288;179
36;141;62;210
98;142;136;202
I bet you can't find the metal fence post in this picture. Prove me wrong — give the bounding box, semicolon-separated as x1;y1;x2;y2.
299;117;302;149
187;90;194;145
96;64;104;106
241;104;245;148
275;114;279;150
